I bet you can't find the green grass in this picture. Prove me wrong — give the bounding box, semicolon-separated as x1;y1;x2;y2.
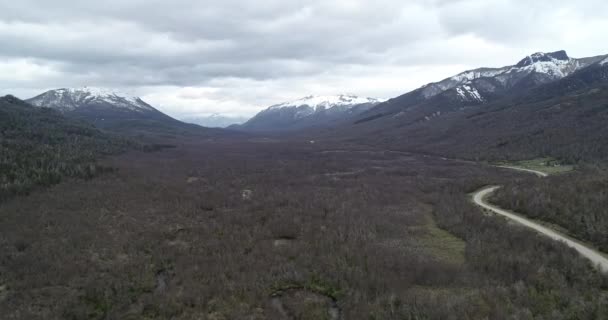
416;214;466;265
270;275;343;300
495;157;574;175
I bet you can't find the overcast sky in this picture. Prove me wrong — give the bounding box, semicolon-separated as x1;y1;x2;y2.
1;0;607;118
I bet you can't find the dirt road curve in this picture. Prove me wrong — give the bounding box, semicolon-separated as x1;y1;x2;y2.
473;186;608;273
496;165;549;177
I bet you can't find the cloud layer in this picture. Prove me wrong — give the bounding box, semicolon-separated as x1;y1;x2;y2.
1;0;607;117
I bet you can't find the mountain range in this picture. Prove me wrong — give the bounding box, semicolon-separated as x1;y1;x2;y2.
231;50;607;133
25;89;385;133
16;50;608;162
25;88;383;133
181;114;249;128
327;50;608;162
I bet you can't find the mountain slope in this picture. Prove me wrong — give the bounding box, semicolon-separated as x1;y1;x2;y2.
329;56;608;163
236;95;383;132
366;50;607;121
26;87;203;135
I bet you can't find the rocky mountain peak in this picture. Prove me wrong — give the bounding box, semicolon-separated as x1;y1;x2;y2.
27;87;155;113
515;50;570;67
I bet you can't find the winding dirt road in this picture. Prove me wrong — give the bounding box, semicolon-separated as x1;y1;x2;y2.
495;165;549;177
473;167;608;273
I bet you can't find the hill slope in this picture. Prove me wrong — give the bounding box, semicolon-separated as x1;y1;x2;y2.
0;95;131;200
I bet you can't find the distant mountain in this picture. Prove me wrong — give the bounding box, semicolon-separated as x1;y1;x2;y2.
235;95;384;132
181;114;248;128
366;50;608;120
27;87;156;113
27;87;202;135
327;50;608;163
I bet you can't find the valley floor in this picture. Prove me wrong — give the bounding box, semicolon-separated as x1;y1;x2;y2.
1;137;607;319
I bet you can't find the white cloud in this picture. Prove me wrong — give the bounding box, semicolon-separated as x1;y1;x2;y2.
0;58;60;82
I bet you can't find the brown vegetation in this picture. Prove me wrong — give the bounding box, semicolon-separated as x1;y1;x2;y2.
492;166;608;252
1;137;607;319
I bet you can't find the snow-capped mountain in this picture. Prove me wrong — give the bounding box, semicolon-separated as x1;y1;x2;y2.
26;87;185;130
269;95;382;111
371;50;608;117
235;95;384;131
28;87;155;113
181;114;248;128
419;50;604;103
332;50;608;164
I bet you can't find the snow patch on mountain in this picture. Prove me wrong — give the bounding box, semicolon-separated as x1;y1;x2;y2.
294;106;315;119
507;57;574;78
456;84;484;102
269;95;384;111
600;57;608;66
449;68;508;83
515;51;570;67
28;87;155;113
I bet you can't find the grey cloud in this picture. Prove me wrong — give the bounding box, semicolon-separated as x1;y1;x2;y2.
0;0;606;116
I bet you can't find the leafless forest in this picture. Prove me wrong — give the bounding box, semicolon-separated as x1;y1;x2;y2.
2;134;607;319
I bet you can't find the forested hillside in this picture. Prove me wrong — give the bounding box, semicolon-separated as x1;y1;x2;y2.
0;95;131;200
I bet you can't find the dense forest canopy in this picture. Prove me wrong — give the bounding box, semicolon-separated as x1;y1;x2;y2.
0;95;130;200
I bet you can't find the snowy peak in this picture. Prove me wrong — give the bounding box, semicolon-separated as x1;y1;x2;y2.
269;95;383;111
27;87;155;113
515;50;570;67
418;50;592;101
237;94;384;131
509;50;577;78
25;87;188;131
